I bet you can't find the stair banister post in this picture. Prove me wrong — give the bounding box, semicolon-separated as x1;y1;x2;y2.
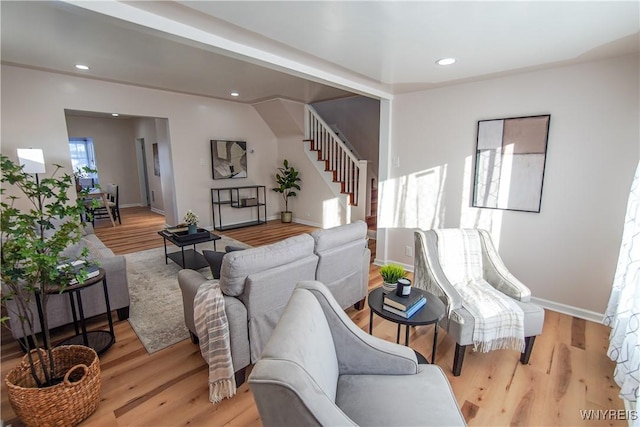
353;159;368;221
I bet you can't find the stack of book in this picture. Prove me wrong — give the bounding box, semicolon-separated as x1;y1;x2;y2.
57;260;100;285
383;291;426;318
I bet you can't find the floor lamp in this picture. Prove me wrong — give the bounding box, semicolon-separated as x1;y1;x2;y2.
17;148;46;211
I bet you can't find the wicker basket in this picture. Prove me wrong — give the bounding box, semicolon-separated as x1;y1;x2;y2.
5;345;101;427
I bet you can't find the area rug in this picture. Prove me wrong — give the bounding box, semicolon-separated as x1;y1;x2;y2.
124;236;249;353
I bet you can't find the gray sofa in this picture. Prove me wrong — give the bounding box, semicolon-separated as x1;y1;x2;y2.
6;223;130;343
178;220;370;385
249;281;466;426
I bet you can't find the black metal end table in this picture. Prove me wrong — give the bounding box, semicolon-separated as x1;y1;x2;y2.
35;267;115;355
368;287;445;364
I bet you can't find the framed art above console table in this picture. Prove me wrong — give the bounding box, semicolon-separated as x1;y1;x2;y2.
211;140;247;179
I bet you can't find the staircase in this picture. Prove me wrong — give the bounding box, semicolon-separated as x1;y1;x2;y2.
366;181;377;231
304;106;369;221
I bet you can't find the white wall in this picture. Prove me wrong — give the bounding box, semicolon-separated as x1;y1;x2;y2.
383;54;639;316
1;65;279;230
65;115;141;206
277;134;349;228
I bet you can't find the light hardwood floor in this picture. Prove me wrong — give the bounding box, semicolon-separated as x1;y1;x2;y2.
1;207;623;426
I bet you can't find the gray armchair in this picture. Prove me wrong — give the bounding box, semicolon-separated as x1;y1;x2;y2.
414;229;545;376
249;281;466;426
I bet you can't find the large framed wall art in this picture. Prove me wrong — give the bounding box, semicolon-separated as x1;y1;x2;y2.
211;140;247;179
472;115;550;213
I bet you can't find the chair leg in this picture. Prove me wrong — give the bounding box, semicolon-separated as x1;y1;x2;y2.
235;367;247;387
453;343;466;376
117;306;130;321
520;336;536;364
189;331;199;345
353;297;365;310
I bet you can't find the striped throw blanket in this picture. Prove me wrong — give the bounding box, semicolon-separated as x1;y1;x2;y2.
194;280;236;403
435;229;525;353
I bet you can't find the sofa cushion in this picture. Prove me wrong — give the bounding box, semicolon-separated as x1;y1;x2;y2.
219;234;315;297
311;220;367;253
80;235;113;259
260;288;340;401
336;366;465;426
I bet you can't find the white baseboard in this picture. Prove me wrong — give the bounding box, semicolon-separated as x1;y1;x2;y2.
120;203;142;209
150;207;164;215
292;218;323;228
530;296;604;324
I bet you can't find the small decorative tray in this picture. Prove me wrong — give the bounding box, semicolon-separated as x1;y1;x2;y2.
168;228;210;242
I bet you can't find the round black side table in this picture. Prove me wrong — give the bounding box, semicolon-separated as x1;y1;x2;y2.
35;267;115;355
368;287;445;364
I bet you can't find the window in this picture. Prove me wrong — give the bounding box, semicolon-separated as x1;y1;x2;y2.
69;138;99;184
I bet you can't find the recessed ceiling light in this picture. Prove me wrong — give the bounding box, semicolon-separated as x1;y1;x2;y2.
436;58;456;66
112;113;119;117
230;92;239;97
75;64;90;70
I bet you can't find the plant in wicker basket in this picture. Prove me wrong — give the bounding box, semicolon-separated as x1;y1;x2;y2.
0;154;101;424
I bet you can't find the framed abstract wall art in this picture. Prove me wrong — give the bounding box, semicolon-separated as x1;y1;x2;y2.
472;115;550;212
211;140;247;179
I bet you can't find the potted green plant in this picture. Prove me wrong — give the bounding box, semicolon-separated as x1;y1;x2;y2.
272;159;301;223
0;154;101;425
379;263;406;294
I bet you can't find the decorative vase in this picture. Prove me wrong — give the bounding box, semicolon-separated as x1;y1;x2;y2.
5;345;101;427
281;211;292;223
188;224;197;234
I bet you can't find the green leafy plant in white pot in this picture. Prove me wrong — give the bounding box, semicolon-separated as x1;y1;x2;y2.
379;263;406;294
272;159;301;223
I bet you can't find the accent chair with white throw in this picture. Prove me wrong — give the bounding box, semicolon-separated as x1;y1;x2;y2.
414;228;544;376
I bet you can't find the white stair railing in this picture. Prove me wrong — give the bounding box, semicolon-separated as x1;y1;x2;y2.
305;105;366;208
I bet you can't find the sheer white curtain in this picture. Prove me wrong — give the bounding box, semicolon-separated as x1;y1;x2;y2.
604;160;640;409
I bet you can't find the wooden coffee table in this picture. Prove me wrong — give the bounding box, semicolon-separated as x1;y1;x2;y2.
158;229;221;269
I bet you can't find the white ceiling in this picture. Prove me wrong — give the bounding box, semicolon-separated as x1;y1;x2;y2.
1;1;638;105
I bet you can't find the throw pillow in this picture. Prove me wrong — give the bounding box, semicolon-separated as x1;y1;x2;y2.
80;237;110;260
203;250;226;279
205;247;246;279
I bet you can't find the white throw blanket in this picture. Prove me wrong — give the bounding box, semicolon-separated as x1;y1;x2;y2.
435;229;525;352
457;279;525;352
194;280;236;403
